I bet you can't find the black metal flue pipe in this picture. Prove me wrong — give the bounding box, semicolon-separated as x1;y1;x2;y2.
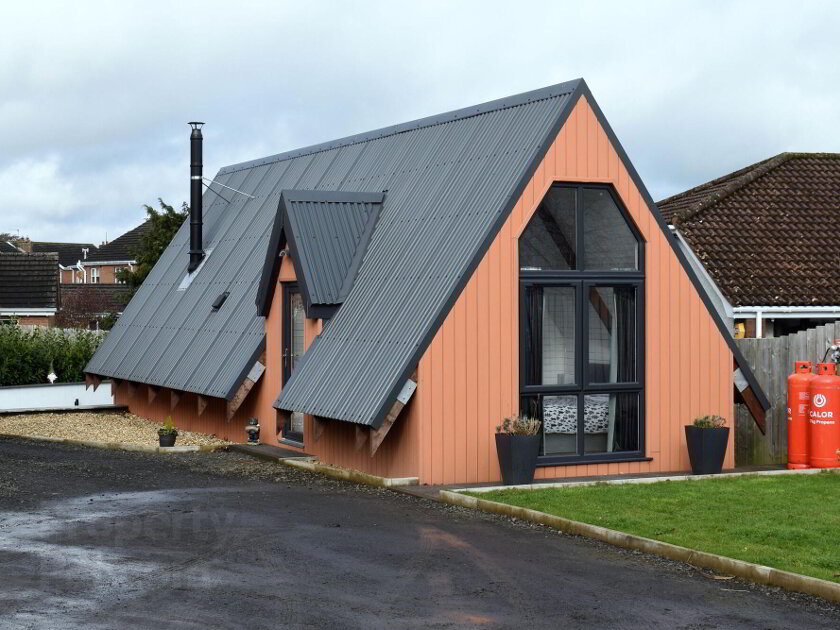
188;122;205;273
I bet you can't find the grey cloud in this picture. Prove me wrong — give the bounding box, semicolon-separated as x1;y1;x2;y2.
1;0;837;242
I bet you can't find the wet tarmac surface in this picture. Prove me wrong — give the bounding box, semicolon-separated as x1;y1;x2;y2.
1;437;839;629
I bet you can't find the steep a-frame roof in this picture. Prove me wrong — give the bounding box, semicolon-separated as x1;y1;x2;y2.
86;79;768;419
659;153;840;306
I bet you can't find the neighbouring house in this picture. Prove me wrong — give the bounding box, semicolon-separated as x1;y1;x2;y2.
0;241;20;253
0;252;60;325
85;79;769;485
80;222;150;284
27;241;97;283
659;153;840;338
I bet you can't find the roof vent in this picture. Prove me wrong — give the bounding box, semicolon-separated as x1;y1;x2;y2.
211;291;229;310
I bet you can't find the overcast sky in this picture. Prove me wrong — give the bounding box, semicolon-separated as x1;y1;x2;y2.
1;1;837;244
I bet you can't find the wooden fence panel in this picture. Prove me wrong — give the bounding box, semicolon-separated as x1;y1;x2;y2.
734;323;838;467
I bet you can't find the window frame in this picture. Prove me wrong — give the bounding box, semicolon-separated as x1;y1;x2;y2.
519;183;648;466
281;282;305;445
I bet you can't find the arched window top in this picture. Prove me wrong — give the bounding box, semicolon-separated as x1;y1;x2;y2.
520;184;641;273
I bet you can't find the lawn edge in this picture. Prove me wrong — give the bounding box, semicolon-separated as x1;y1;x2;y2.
456;467;840;493
0;432;224;453
439;489;840;603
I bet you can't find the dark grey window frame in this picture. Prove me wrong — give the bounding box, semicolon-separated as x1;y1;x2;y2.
519;183;649;466
281;282;305;445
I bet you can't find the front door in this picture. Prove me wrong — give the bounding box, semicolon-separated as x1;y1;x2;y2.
282;283;305;444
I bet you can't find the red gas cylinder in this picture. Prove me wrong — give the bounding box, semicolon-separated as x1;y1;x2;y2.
808;363;840;469
787;361;814;469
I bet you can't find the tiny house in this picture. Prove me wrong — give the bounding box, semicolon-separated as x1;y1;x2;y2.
86;79;768;484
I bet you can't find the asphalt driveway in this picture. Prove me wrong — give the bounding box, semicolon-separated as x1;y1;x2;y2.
1;438;838;629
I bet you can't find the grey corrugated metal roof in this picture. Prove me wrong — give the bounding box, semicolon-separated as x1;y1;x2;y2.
86;79;583;402
256;190;383;318
274;81;584;425
86;77;769;416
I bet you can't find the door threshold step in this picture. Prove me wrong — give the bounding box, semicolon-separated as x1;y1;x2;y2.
228;443;317;463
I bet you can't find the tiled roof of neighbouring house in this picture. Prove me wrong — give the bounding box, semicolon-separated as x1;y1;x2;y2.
658;153;840;307
0;252;59;310
85;221;150;262
0;241;20;253
31;241;97;267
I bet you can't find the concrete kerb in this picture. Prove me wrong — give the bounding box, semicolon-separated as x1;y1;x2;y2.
279;458;419;488
0;433;223;454
439;489;840;604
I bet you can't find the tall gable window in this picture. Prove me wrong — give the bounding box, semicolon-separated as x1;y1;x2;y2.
519;184;645;465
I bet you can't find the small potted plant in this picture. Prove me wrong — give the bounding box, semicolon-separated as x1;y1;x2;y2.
495;415;542;485
685;414;729;475
158;416;179;447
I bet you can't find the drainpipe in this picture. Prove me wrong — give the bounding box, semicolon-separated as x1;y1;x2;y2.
755;308;763;339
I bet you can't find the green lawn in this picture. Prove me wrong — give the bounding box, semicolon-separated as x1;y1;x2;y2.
468;473;840;583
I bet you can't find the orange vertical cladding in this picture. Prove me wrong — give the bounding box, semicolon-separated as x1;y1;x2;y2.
415;96;735;484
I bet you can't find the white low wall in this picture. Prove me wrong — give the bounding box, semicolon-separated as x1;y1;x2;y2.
0;382;115;413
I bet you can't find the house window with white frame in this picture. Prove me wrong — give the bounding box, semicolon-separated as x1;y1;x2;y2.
90;267;100;284
114;267;125;284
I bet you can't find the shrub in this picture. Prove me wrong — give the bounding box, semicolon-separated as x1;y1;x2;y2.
0;326;104;386
159;415;178;436
693;414;726;429
496;415;542;435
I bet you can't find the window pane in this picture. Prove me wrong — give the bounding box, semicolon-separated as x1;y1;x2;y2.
542;395;578;455
587;286;636;383
584;393;639;453
519;187;576;270
290;292;305;373
582;188;638;270
523;286;576;386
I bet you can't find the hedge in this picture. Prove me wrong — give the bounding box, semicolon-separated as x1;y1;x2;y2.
0;326;104;386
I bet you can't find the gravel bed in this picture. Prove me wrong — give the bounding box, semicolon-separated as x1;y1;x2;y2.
0;410;229;447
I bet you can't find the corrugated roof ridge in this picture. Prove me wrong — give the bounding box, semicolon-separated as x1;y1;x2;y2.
218;79;583;176
672;152;795;226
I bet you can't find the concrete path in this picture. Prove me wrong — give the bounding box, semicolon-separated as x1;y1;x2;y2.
1;437;838;629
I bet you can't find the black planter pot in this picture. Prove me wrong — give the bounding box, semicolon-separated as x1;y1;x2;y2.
158;432;177;448
495;434;540;485
684;426;729;475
